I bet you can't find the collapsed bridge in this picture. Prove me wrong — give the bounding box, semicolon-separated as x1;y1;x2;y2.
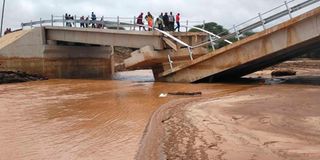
0;0;319;82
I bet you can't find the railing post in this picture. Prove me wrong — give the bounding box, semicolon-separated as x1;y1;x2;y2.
133;16;136;31
62;15;65;27
209;35;215;51
129;20;132;30
152;19;155;31
51;15;54;26
168;55;173;70
103;18;106;29
186;20;189;32
258;13;266;30
188;47;193;60
117;16;120;30
74;15;77;27
284;1;292;19
202;20;205;29
233;25;240;41
40;18;42;27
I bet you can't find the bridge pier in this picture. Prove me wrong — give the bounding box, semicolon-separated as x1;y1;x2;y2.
43;45;114;79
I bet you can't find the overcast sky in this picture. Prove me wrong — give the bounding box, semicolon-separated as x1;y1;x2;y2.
1;0;317;30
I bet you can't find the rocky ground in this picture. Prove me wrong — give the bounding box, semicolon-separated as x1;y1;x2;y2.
0;71;48;84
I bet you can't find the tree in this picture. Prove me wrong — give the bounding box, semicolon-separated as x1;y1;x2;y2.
189;22;232;49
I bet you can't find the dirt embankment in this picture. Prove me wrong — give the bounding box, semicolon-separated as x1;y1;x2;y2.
0;71;48;84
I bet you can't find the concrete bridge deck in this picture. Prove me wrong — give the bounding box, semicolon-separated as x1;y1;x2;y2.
44;26;207;50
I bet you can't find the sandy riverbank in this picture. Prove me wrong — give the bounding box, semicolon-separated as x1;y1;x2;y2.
137;84;320;160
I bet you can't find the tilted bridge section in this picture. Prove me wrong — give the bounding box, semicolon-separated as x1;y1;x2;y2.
124;0;320;82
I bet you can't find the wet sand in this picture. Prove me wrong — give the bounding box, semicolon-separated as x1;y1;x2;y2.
156;85;320;160
0;79;251;160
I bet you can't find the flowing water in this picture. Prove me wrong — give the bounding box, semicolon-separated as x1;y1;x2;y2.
0;72;255;160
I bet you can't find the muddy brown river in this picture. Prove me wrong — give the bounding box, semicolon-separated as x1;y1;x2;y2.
0;78;254;160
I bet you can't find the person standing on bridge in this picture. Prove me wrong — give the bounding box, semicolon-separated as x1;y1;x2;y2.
155;18;164;30
159;13;164;20
85;16;89;28
145;12;154;31
65;13;68;27
157;13;164;30
137;13;146;31
80;16;85;28
163;12;169;31
98;16;105;29
168;12;175;31
91;12;97;28
70;15;75;27
67;14;73;27
175;13;181;32
65;13;71;27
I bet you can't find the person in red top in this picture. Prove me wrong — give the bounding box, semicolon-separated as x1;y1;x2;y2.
175;13;181;32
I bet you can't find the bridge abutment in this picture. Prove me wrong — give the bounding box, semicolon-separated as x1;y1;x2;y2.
0;28;114;79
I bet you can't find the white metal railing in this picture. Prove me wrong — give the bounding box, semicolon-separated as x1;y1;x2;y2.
21;15;206;32
182;25;232;51
212;0;320;45
154;28;194;69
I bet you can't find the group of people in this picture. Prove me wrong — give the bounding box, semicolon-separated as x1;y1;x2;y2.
137;12;181;32
66;12;105;29
63;11;182;32
65;13;75;27
4;28;12;35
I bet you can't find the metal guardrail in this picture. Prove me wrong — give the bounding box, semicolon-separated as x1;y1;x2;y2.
21;15;206;32
181;25;232;51
154;28;194;69
213;0;320;45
